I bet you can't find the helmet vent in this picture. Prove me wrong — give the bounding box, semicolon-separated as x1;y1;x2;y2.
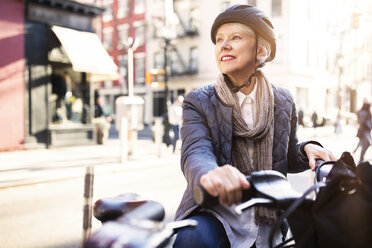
262;18;274;29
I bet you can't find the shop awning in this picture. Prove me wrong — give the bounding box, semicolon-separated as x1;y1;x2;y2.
51;25;119;81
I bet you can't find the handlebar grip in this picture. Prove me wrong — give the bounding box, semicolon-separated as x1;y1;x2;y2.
193;185;219;208
193;177;253;208
315;160;334;183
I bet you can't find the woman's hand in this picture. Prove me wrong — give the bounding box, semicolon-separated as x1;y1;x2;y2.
200;165;249;206
304;144;337;171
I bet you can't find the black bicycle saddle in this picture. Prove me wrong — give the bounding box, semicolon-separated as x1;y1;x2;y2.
93;192;147;222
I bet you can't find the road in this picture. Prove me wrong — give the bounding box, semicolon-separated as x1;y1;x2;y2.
0;156;185;248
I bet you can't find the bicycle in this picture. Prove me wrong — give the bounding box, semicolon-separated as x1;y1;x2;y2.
194;152;372;248
85;192;196;248
85;152;372;248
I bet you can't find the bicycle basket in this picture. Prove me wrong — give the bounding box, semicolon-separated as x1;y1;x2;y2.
278;152;372;248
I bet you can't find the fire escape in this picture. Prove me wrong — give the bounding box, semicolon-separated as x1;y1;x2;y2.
166;1;199;77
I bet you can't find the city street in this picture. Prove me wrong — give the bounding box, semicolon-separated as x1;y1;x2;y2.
1;1;371;248
0;140;185;248
0;124;371;248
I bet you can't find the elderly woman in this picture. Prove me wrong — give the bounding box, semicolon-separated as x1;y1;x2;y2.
173;4;335;248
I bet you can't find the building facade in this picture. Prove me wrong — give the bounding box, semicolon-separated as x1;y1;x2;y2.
96;0;149;123
0;0;118;151
144;0;372;126
0;0;25;151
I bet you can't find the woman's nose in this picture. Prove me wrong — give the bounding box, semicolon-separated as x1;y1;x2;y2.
220;40;231;50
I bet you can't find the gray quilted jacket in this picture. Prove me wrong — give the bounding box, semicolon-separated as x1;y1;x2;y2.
175;83;310;221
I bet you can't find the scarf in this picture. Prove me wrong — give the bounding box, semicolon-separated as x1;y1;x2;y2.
215;71;276;225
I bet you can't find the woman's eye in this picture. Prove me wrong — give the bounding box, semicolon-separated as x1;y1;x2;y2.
216;38;223;43
232;36;240;40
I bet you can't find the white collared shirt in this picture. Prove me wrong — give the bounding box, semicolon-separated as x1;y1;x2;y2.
235;83;257;129
235;84;257;158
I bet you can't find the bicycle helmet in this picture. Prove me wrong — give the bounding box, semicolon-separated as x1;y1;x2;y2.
211;4;277;62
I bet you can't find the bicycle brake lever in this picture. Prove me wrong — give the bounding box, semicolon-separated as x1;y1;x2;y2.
165;219;198;231
234;198;273;215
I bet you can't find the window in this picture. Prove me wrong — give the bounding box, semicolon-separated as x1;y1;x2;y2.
117;0;129;18
189;8;200;33
272;0;282;17
134;0;145;14
103;28;113;50
170;50;183;75
189;47;198;72
153;51;164;69
103;0;113;21
117;24;129;49
118;55;128;90
221;1;232;11
135;54;145;85
134;21;145;47
247;0;256;6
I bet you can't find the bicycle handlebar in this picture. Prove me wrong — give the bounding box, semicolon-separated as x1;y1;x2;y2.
193;160;330;211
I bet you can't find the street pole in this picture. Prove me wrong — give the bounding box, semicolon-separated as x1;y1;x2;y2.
162;38;170;147
116;37;143;159
164;38;169;116
126;37;137;98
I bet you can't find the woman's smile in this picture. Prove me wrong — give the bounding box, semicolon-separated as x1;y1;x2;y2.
221;55;236;62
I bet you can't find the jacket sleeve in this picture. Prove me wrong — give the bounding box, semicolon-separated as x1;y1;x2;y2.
180;91;219;189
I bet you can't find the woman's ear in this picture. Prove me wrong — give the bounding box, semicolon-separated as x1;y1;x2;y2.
257;45;268;61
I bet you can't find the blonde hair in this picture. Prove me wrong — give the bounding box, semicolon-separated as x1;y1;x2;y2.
230;23;271;67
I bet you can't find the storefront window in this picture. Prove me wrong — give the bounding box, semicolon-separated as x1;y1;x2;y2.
50;69;90;125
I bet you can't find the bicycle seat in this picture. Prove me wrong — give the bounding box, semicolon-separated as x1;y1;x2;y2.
93;192;147;222
248;170;306;208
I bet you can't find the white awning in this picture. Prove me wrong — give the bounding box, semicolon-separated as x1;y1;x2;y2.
51;25;119;81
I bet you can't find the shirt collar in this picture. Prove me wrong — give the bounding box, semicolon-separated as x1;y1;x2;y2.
235;82;257;106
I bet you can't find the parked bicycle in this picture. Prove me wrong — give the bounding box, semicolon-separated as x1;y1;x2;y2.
85;193;196;248
85;152;372;248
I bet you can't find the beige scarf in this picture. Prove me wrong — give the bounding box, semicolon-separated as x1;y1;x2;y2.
215;71;276;225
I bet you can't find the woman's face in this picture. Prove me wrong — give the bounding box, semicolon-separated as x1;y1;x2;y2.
214;23;256;82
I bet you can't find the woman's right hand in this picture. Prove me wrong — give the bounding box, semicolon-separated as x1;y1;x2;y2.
200;165;249;206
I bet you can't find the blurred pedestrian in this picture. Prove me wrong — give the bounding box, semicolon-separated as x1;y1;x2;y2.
356;102;372;163
334;112;342;134
298;109;304;127
92;94;112;144
311;111;318;128
168;95;184;152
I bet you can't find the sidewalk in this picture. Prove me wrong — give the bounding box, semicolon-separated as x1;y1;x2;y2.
0;138;179;189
